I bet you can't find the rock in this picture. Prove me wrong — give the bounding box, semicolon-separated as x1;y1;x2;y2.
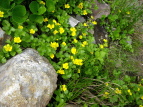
92;0;110;20
0;48;57;107
75;15;85;23
69;16;80;27
0;27;11;49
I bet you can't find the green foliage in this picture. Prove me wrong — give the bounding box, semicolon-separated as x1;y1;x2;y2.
0;0;143;106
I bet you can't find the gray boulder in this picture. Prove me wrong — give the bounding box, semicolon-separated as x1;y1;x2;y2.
0;48;57;107
92;0;110;20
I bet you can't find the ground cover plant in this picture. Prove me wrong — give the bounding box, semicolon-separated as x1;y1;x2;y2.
0;0;143;106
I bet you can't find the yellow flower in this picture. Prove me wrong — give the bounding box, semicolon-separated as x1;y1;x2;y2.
3;44;12;52
57;69;65;74
47;24;54;29
70;56;74;59
90;52;93;54
82;33;86;36
103;92;109;98
83;23;88;26
65;4;70;8
14;37;21;43
103;39;108;42
99;44;104;48
105;92;109;95
91;16;94;19
77;69;80;73
55;23;61;26
70;27;76;32
83;41;88;45
71;31;76;36
138;88;140;91
78;3;83;9
79;35;82;39
59;27;65;34
126;11;130;14
73;59;83;65
118;10;121;13
61;85;67;91
74;39;78;43
18;25;23;29
141;96;143;100
53;30;58;35
53;19;57;23
140;105;143;107
83;10;87;15
62;42;66;46
30;29;35;34
50;42;59;50
105;82;109;86
115;88;122;94
127;89;132;95
92;21;97;25
71;47;77;55
63;63;69;69
39;1;45;5
44;18;48;22
0;11;4;17
50;54;54;59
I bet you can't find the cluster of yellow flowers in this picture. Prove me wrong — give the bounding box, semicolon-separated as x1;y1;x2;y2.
3;37;22;52
70;27;77;36
99;39;108;49
127;89;132;95
81;41;88;47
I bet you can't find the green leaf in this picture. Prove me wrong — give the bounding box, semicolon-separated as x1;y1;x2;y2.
29;1;39;14
46;0;55;12
12;5;26;17
10;51;16;56
29;14;44;23
14;0;24;4
0;0;11;9
1;57;6;63
38;6;46;15
12;5;27;23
